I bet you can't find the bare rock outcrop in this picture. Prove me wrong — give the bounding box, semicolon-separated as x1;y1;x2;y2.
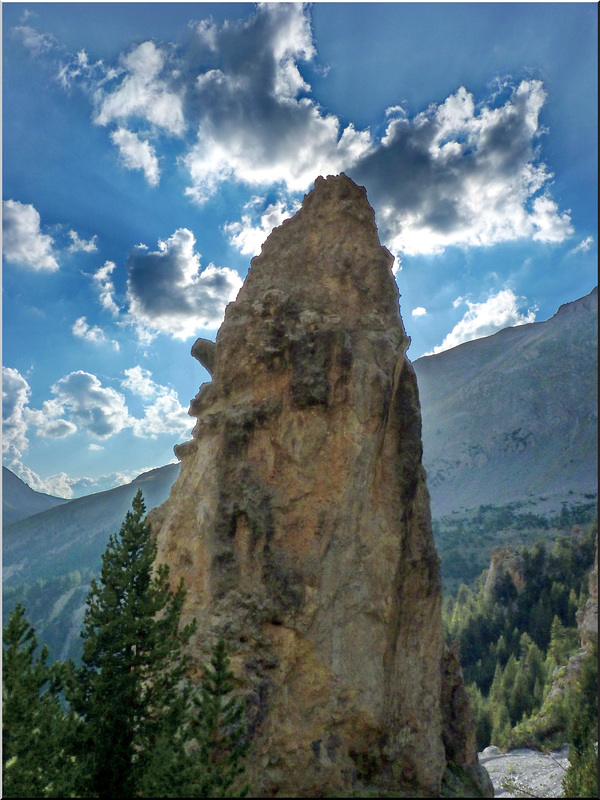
577;530;598;650
483;546;527;601
191;336;216;376
149;174;491;797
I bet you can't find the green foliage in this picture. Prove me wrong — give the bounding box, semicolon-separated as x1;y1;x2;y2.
561;637;598;798
3;491;252;798
2;604;79;798
466;684;492;752
443;520;596;753
435;502;597;596
67;488;197;797
184;637;251;797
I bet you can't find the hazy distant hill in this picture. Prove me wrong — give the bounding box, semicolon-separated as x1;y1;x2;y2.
414;286;598;518
3;463;180;587
2;466;70;527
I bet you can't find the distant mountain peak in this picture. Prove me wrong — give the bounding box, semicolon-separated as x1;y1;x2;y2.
131;464;180;484
414;285;598;517
2;466;69;527
552;285;597;319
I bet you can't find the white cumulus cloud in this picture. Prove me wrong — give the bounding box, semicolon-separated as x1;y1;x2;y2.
412;307;427;317
2;200;59;271
50;371;132;439
131;391;192;439
223;196;301;255
9;463;143;499
121;366;159;399
51;4;576;259
95;40;185;135
125;228;243;339
110;127;160;186
354;80;574;257
431;289;537;354
72;317;120;351
2;367;77;460
2;366;32;459
181;4;372;201
121;366;192;438
68;230;98;252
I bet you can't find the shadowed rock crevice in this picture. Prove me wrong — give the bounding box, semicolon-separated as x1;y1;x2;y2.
149;173;492;797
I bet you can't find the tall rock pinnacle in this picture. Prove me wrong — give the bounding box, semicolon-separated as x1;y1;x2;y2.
149;174;492;797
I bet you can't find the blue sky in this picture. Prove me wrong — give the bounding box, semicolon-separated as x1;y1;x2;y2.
2;1;598;498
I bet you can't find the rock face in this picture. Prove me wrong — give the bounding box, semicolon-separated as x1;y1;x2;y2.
149;174;490;797
483;546;527;601
577;531;598;650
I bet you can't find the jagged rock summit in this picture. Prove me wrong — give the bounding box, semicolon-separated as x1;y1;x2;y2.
149;174;491;797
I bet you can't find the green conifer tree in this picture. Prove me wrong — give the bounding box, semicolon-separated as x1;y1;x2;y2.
490;699;512;751
184;637;251;798
562;637;598;798
2;604;78;798
68;489;196;798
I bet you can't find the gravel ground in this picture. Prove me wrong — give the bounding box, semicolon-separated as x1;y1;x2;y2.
478;745;570;798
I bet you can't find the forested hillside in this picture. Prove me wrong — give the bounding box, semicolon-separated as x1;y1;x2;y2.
436;499;597;595
443;521;597;761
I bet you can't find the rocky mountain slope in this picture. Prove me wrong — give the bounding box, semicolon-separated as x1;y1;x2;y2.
2;466;69;527
414;286;598;518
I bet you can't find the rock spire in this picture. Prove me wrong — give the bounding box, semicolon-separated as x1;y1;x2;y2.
149;173;492;797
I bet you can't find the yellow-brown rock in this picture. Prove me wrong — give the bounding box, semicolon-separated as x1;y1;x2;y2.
149;173;491;797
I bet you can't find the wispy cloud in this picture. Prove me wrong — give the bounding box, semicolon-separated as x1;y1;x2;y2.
12;24;57;56
569;235;594;255
93;261;121;315
72;317;120;350
68;230;98;252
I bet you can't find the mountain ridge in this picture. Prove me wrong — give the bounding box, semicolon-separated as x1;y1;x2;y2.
413;285;598;516
2;466;70;527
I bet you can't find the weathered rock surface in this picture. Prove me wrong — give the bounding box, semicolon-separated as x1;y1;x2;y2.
577;530;598;650
483;546;527;601
149;174;491;797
